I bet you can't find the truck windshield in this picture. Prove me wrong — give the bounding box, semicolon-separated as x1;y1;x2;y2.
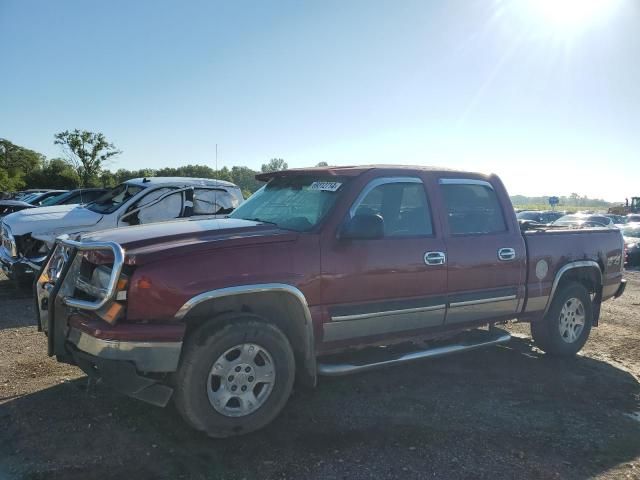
230;176;348;231
86;183;145;214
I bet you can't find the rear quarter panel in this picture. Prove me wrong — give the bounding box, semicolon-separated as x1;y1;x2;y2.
522;228;624;318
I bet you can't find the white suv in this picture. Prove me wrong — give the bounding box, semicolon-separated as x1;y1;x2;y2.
0;177;243;281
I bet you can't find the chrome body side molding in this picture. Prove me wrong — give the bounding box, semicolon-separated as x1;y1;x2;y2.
331;304;446;323
449;295;517;308
324;305;446;342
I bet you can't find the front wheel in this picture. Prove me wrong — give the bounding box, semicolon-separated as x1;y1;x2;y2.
531;282;593;357
174;316;295;438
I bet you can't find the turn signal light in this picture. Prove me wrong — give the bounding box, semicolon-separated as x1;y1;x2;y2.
97;302;125;325
136;277;153;289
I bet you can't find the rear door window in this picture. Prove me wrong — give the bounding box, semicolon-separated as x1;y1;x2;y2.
439;181;507;235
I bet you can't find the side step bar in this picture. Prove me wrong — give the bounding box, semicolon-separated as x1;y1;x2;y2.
317;329;511;376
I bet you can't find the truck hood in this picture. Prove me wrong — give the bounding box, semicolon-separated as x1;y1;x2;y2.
2;204;103;237
82;217;298;265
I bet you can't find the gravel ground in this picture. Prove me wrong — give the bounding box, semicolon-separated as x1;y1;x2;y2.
1;270;639;480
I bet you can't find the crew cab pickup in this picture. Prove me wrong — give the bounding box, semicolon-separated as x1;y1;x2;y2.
1;177;243;281
35;165;626;438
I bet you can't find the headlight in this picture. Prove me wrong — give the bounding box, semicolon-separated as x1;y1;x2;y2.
77;265;128;300
1;223;17;257
91;265;111;292
76;264;129;325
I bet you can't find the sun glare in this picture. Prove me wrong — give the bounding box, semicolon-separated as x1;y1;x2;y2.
526;0;619;33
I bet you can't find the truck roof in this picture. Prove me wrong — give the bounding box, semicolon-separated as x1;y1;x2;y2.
255;164;483;182
123;177;239;189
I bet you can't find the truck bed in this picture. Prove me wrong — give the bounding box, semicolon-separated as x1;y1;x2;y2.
521;227;624;319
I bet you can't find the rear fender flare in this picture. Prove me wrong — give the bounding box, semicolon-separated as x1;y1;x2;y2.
543;260;602;317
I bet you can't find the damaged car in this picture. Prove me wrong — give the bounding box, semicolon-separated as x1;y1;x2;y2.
1;177;243;282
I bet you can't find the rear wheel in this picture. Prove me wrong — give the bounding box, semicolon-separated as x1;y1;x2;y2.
531;282;593;356
174;316;295;438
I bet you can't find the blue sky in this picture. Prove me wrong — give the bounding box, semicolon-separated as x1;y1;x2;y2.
1;0;638;201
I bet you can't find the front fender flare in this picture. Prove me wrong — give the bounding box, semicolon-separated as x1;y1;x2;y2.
175;283;317;386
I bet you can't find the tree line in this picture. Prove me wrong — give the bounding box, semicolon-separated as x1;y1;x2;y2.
1;131;292;198
510;194;613;209
5;131;610;207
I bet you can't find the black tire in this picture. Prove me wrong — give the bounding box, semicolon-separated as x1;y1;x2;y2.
174;316;295;438
16;273;34;291
531;282;593;357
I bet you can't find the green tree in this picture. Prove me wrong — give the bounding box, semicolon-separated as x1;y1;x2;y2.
261;158;288;173
0;138;44;191
24;158;80;189
229;166;261;197
316;161;329;167
54;130;121;187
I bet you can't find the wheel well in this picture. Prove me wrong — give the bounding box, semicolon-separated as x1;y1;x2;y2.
556;265;603;326
181;291;316;387
557;266;601;294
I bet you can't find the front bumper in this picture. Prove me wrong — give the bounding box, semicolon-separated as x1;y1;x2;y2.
67;326;183;372
36;240;183;407
0;247;45;279
68;345;174;407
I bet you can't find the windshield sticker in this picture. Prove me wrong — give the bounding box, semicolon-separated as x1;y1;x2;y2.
309;181;342;192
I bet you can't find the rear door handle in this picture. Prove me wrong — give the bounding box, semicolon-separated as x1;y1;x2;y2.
498;247;516;261
424;251;446;266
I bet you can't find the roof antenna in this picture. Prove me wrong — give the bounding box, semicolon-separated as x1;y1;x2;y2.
214;143;218;215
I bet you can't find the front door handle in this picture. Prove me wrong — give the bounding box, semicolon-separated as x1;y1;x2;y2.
424;251;446;266
498;247;516;261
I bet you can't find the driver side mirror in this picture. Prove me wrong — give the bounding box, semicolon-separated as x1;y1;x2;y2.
340;214;384;240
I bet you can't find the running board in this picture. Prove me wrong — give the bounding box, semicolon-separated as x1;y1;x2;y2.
317;329;511;376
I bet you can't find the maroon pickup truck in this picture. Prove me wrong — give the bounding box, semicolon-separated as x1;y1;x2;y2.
35;166;626;437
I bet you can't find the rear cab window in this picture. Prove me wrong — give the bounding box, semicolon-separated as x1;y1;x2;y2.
439;179;507;235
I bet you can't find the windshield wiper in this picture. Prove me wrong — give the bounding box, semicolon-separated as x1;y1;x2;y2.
247;217;279;227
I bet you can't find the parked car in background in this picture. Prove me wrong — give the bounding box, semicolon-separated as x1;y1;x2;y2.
11;189;53;200
35;165;626;438
604;214;627;226
516;210;564;224
1;177;243;282
0;190;68;218
626;214;640;224
622;224;640;267
38;188;108;207
0;189;105;218
552;214;614;229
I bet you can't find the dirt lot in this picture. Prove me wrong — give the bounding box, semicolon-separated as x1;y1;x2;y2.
1;271;639;480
